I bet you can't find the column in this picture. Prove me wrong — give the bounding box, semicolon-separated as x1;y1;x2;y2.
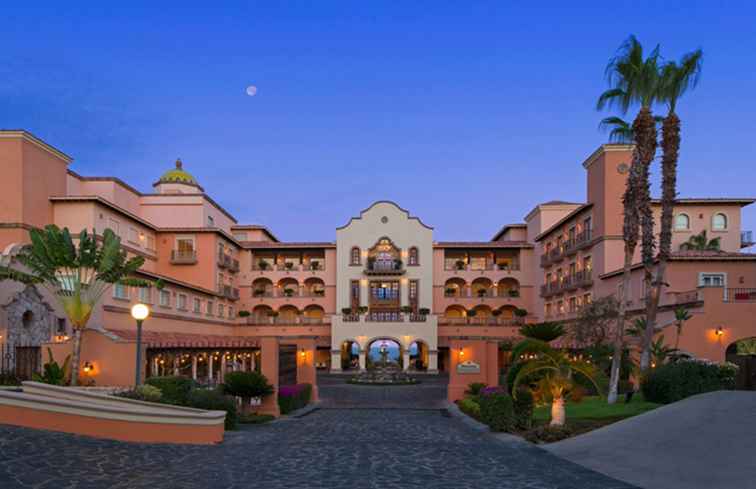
173;355;180;376
296;338;318;401
258;337;280;417
220;354;227;383
400;278;409;308
250;351;257;371
208;355;214;383
360;280;369;308
358;349;367;371
330;349;342;372
428;350;438;373
151;357;159;377
402;349;411;371
191;354;198;380
242;355;247;372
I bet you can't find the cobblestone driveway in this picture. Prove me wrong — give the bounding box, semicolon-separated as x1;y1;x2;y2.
0;407;634;489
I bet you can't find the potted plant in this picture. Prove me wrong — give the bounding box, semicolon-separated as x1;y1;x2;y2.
445;287;457;297
238;310;251;318
314;288;325;296
466;309;478;321
284;262;294;271
310;261;320;271
508;289;520;298
400;306;413;314
514;308;528;323
253;288;266;297
491;309;502;317
455;259;466;271
341;307;353;316
477;289;487;298
418;307;430;316
258;260;269;270
283;288;295;297
357;306;369;315
498;262;509;271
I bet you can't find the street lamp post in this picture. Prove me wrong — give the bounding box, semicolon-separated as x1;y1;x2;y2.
131;303;150;386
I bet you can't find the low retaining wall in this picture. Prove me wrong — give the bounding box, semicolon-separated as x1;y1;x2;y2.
0;382;226;444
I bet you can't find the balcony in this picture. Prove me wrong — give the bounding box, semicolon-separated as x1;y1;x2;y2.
724;288;756;303
563;229;593;256
364;260;405;276
221;285;239;301
217;253;231;269
438;316;521;326
245;315;329;325
339;312;428;323
170;250;197;265
540;271;592;298
229;259;240;273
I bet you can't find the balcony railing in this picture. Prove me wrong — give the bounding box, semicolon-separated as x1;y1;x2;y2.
444;288;522;299
229;259;240;273
221;286;239;301
724;288;756;303
439;316;521;326
245;316;328;325
444;262;521;272
364;260;405;275
340;312;428;323
564;229;593;255
217;253;230;268
540;271;592;298
170;250;197;265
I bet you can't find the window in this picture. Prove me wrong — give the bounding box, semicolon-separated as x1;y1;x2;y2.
207;215;215;227
56;318;67;334
350;247;361;265
193;298;201;313
218;304;225;317
712;213;728;231
568;226;576;242
583;256;592;273
206;301;214;315
674;213;690;230
350;280;361;308
569;297;577;313
409;280;419;309
176;236;195;253
128;227;139;244
138;287;152;304
545;303;552;317
229;306;234;319
113;283;128;300
408;247;419;266
108;218;120;236
699;273;726;287
159;290;171;307
146;235;155;251
583;293;592;305
178;294;187;310
583;217;592;233
557;300;564;315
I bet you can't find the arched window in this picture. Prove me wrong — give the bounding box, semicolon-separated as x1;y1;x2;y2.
674;213;690;230
712;213;728;230
350;246;361;265
408;247;419;265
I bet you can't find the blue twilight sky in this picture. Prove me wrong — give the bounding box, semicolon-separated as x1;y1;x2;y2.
2;1;755;243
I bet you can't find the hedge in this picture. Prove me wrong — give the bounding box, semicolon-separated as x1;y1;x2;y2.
479;388;515;432
187;388;238;430
145;376;196;405
512;387;534;430
458;398;481;420
641;359;738;404
278;383;312;415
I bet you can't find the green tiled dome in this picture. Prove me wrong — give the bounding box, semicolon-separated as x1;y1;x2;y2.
157;159;201;187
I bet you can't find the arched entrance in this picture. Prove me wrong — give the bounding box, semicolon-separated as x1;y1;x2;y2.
366;338;402;369
726;338;756;390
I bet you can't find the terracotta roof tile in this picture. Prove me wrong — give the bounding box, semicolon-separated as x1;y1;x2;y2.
107;328;259;348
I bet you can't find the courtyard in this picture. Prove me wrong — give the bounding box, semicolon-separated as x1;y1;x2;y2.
0;380;634;489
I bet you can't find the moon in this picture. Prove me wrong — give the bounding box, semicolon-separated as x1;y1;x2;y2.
246;85;257;96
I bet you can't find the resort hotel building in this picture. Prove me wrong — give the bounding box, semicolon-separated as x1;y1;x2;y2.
1;130;755;406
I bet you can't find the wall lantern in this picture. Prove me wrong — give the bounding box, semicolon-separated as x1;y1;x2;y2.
82;362;93;374
300;349;306;358
715;326;724;337
458;348;465;359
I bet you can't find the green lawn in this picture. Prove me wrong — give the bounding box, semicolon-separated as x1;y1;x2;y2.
533;395;660;422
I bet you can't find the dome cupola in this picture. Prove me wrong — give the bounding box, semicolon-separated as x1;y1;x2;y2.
153;158;204;193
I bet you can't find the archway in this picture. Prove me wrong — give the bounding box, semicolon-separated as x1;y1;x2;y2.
366;338;403;369
304;277;325;297
340;340;360;370
303;305;325;323
726;338;756;390
251;278;273;297
277;278;299;297
471;277;493;298
444;305;467;318
278;305;300;323
409;340;429;371
444;278;466;297
251;305;273;324
497;278;520;297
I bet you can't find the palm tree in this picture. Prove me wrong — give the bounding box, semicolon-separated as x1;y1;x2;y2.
597;35;662;403
680;230;721;251
599;116;634;144
673;307;692;349
640;48;703;372
0;226;149;385
512;342;604;426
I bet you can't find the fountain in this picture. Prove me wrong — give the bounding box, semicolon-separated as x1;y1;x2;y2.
348;343;418;385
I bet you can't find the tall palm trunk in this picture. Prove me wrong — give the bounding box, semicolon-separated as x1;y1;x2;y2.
633;107;659;372
69;329;82;386
608;150;642;404
550;396;566;427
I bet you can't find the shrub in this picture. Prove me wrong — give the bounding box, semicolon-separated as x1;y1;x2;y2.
187;388;237;430
512;387;534;430
478;390;515;432
465;382;487;398
32;348;70;386
117;384;163;403
238;310;251;317
222;371;274;400
278;383;312;415
641;359;738;404
0;372;21;386
523;425;574;444
146;376;196;405
458;398;481;420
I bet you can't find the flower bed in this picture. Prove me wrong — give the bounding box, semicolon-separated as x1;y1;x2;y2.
278;383;312;415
